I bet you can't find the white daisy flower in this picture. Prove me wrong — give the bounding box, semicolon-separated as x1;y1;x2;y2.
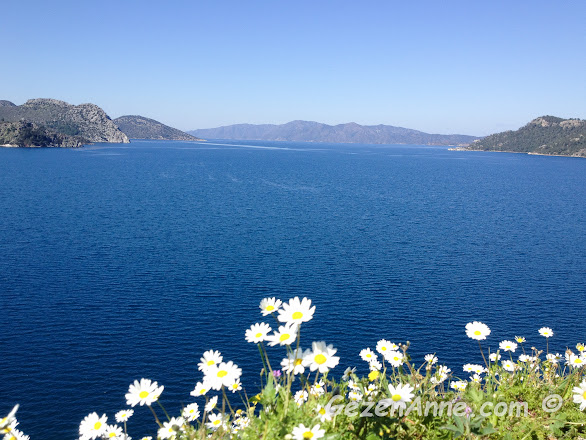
310;380;325;396
342;367;356;380
79;412;107;440
281;348;306;375
190;380;212;397
303;341;340;373
359;348;377;362
347;379;360;390
158;417;184;439
277;297;315;325
384;351;404;368
205;361;242;390
205;396;218;412
245;322;272;344
114;409;133;423
572;380;586;411
206;413;228;431
0;405;19;434
3;428;29;440
260;297;282;316
376;339;394;355
489;353;501;362
182;403;200;421
125;379;164;407
369;359;382;371
538;327;554;338
502;360;516;372
348;390;363;401
292;423;325;440
424;354;438;365
515;336;526;343
470;374;482;383
294;390;308;406
229;379;242;393
465;322;491;340
267;323;298;347
450;380;468;391
315;404;334;422
103;424;123;439
499;340;518;352
566;353;586;369
387;383;415;410
577;343;585;353
198;350;223;372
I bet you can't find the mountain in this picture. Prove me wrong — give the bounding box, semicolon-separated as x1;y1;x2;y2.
462;116;586;157
0;99;129;144
188;120;479;146
113;115;202;141
0;121;85;148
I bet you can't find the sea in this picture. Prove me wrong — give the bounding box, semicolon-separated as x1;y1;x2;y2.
0;139;585;439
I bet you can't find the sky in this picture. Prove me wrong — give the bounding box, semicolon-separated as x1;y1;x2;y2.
1;0;585;136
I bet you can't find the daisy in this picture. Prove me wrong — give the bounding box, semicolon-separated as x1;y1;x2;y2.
260;297;282;316
470;374;482;383
205;396;218;412
546;353;559;363
292;423;325;440
103;424;123;439
572;380;586;411
465;322;491;340
158;417;184;439
205;361;242;390
0;405;19;434
294;390;308;406
3;429;29;440
566;353;586;369
450;381;468;391
79;413;107;440
577;343;585;353
198;350;223;372
310;380;325;396
348;390;363;401
515;336;526;343
125;379;164;407
115;410;133;423
489;353;501;362
359;348;377;362
384;351;404;368
303;341;340;373
206;413;228;431
316;404;334;422
369;359;382;371
277;297;315;325
538;327;554;338
424;354;438;365
266;323;298;347
182;403;200;422
376;339;394;355
190;380;212;397
245;323;272;344
499;340;518;352
502;360;516;372
342;367;356;380
281;348;306;375
387;383;415;410
229;379;242;393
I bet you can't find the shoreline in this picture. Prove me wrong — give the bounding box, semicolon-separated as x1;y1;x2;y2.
448;147;586;159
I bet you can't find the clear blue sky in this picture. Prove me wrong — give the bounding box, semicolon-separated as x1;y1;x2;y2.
2;0;585;135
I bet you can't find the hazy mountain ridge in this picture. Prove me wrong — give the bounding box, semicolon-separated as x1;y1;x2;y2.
463;116;586;157
189;120;479;146
0;99;129;144
113;115;202;141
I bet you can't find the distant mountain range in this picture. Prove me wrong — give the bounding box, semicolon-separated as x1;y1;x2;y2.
113;115;202;141
460;116;586;157
189;120;479;146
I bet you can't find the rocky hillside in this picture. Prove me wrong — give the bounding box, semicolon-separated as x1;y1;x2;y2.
114;115;202;141
0;121;85;148
0;99;129;143
189;120;478;146
464;116;586;157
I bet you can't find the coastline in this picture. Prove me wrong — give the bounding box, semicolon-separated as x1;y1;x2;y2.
448;147;586;159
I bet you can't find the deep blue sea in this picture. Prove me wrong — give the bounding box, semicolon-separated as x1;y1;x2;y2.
1;139;585;439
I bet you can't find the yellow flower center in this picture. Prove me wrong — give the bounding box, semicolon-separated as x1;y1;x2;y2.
139;391;149;399
474;330;481;336
213;419;221;426
279;333;290;341
314;354;327;364
232;383;238;389
381;347;387;351
255;332;262;338
303;432;314;439
392;394;402;402
294;358;303;366
319;408;326;415
393;357;400;361
292;311;303;320
217;370;228;377
207;360;215;366
583;391;586;399
266;305;274;311
94;422;102;430
199;388;206;394
109;433;116;438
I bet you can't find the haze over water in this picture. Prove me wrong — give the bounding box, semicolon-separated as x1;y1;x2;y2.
1;140;585;439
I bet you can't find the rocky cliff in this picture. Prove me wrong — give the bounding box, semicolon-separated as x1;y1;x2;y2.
0;121;85;148
0;99;129;144
114;115;202;141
